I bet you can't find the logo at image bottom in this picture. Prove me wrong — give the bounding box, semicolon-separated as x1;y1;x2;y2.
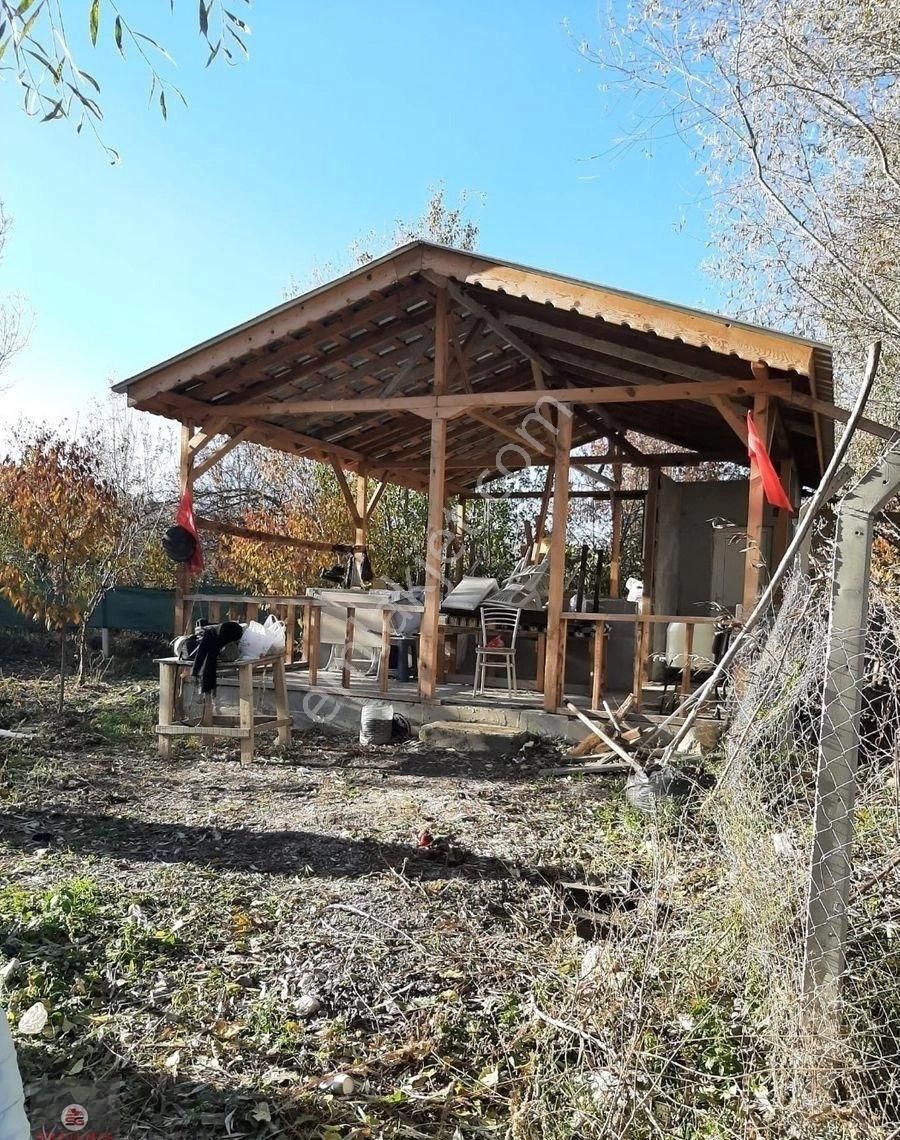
61;1104;89;1132
27;1080;120;1140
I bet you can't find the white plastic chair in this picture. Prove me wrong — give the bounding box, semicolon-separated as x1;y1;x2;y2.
473;603;522;696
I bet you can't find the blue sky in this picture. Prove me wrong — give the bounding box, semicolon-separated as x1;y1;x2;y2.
0;1;715;422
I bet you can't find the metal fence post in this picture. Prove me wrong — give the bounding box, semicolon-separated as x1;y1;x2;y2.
803;450;900;1012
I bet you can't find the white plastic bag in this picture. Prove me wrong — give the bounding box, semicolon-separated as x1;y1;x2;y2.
263;614;287;654
625;577;644;603
238;620;271;659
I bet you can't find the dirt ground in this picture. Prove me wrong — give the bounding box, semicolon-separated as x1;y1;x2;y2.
0;654;640;1139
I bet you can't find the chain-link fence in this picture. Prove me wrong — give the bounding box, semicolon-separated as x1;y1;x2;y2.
517;453;900;1139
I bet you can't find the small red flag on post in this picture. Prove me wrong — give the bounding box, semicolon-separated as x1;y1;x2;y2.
746;412;794;512
175;488;204;573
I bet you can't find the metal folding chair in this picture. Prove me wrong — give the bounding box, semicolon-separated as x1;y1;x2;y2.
473;603;522;696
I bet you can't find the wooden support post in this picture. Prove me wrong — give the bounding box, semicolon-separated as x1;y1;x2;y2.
238;664;254;767
743;393;771;615
575;544;589;612
379;608;391;695
557;617;569;701
419;287;450;700
455;496;467;583
342;607;355;689
173;423;195;637
680;622;695;698
591;624;605;711
609;462;622;597
536;632;546;691
307;605;319;687
419;417;448;699
591;547;602;612
772;456;798;568
157;661;175;759
632;470;660;710
272;658;291;747
543;406;574;711
533;462;554;562
285;603;297;664
355;474;368;550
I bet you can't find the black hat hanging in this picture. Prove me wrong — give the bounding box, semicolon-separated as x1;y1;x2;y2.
162;525;198;565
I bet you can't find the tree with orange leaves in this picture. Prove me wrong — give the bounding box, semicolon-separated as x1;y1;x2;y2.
0;434;122;710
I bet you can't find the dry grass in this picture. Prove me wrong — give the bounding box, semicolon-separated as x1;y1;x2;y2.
1;578;898;1140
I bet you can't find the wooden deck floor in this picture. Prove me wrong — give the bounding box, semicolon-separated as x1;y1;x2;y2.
281;666;705;721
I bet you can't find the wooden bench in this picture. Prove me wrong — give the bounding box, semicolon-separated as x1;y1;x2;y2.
155;653;292;765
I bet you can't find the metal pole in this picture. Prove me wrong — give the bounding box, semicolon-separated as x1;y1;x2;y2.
803;448;900;1012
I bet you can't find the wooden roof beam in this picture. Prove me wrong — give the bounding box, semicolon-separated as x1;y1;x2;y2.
783;390;898;443
251;327;514;435
422;269;556;385
504;313;774;387
121;244;427;404
204;309;437;408
709;395;749;446
573;405;646;464
329;460;364;529
192;426;255;480
225;377;791;418
153;391;372;469
188;288;435;402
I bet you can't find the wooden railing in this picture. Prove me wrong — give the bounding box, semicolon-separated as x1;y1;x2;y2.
183;594;322;677
334;603;425;694
182;592;724;709
560;612;722;711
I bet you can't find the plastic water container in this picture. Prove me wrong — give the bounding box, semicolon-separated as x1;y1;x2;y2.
665;623;716;670
360;701;394;745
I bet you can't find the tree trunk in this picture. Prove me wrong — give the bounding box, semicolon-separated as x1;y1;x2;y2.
77;622;89;683
58;625;67;716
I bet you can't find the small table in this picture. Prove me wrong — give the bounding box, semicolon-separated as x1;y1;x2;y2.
155;653;292;765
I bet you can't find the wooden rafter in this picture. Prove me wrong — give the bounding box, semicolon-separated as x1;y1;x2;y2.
709;395;749;446
211;310;436;408
783;390;898;443
122;245;428;404
188;289;433;403
225;377;791;418
330;459;364;529
196;515;362;553
192;426;255;480
366;476;389;518
505;313;769;387
423;269;556;382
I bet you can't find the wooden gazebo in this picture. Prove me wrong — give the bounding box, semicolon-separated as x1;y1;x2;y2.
114;242;892;715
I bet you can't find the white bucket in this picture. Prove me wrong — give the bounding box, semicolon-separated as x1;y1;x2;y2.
360;701;394;745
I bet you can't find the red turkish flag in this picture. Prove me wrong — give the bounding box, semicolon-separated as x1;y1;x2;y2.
746;412;794;512
175;488;204;573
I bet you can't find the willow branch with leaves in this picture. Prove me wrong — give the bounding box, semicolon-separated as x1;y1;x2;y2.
0;0;251;159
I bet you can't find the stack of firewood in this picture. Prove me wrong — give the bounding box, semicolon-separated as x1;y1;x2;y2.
541;694;667;777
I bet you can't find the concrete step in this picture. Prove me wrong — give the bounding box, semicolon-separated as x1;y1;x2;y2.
418;719;528;754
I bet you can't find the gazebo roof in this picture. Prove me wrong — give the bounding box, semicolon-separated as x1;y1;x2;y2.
113;241;835;489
